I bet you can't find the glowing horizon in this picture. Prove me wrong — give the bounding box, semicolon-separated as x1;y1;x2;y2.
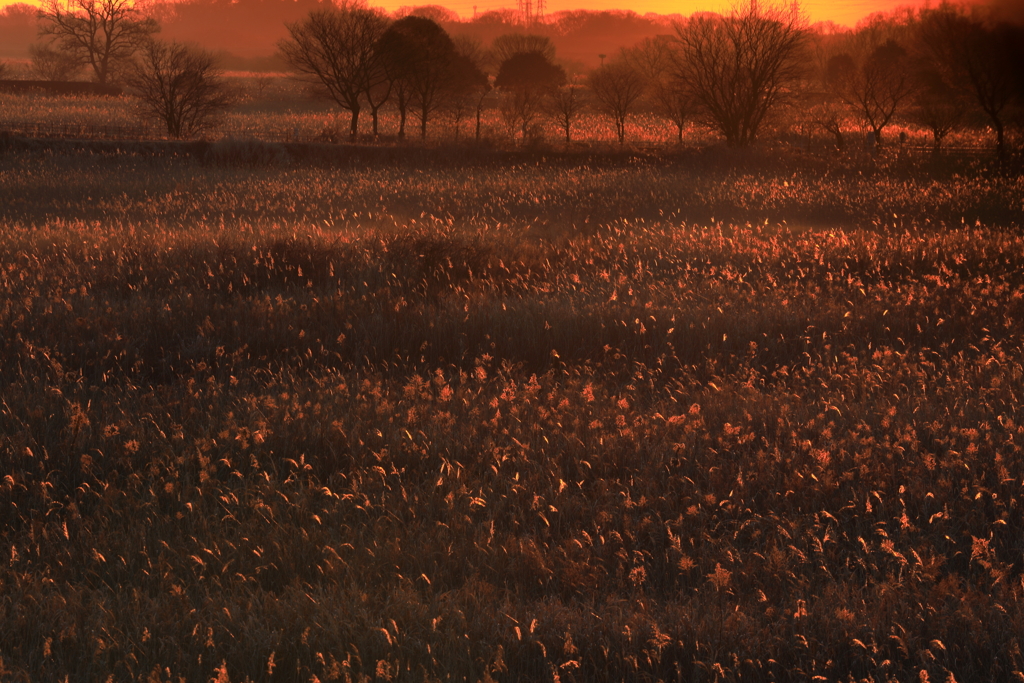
0;0;950;29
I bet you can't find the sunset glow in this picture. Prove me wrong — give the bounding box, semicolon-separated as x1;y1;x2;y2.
0;0;966;28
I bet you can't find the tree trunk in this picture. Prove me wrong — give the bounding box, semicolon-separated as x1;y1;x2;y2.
349;107;360;140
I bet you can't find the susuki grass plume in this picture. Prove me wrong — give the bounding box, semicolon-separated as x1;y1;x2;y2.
0;148;1022;681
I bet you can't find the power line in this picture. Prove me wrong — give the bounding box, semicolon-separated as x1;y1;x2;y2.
517;0;531;24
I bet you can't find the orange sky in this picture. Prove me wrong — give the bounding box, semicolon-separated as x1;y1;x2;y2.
0;0;967;28
442;0;928;26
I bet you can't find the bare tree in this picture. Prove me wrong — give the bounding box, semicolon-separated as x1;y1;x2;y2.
827;40;917;146
919;6;1021;156
673;0;806;147
547;79;587;143
444;40;489;141
360;86;391;137
495;50;565;141
362;36;394;138
38;0;159;85
377;15;458;139
807;98;852;151
911;68;969;152
405;17;457;140
375;18;415;139
252;73;275;99
30;42;84;81
127;39;233;138
453;36;492;142
802;28;854;151
625;35;692;143
279;4;390;140
588;60;646;144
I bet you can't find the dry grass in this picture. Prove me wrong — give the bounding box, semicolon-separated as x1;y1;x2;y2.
1;147;1023;682
3;75;1013;150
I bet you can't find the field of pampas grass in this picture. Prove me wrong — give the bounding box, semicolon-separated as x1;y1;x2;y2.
1;146;1023;682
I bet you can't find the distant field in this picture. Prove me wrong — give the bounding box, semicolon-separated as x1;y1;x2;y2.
0;74;672;145
0;73;1004;150
1;146;1023;682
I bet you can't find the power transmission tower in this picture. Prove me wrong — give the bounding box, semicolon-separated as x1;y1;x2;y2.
518;0;532;25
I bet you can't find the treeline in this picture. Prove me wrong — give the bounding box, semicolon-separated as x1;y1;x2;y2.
271;0;1024;152
157;1;680;70
4;0;1024;151
0;0;676;68
805;7;1024;154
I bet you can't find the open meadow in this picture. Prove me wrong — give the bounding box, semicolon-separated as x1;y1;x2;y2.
0;74;983;151
1;141;1024;682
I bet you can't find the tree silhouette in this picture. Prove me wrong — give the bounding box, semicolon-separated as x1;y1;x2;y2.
911;68;968;153
495;50;565;141
38;0;159;85
919;6;1022;156
279;4;389;140
674;1;805;147
29;42;84;81
588;60;646;144
547;79;588;143
127;39;233;138
490;33;555;67
495;51;564;91
827;40;917;146
377;15;458;139
445;40;489;141
452;36;492;142
625;35;692;143
374;18;416;139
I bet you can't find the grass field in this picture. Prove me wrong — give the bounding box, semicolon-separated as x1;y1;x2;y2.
1;143;1023;682
0;80;681;146
2;75;1005;150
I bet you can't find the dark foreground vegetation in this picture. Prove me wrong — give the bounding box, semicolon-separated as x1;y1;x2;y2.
1;146;1024;682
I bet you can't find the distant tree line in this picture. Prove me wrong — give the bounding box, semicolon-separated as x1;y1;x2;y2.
0;1;681;70
5;0;1024;150
811;5;1024;155
273;0;1024;151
